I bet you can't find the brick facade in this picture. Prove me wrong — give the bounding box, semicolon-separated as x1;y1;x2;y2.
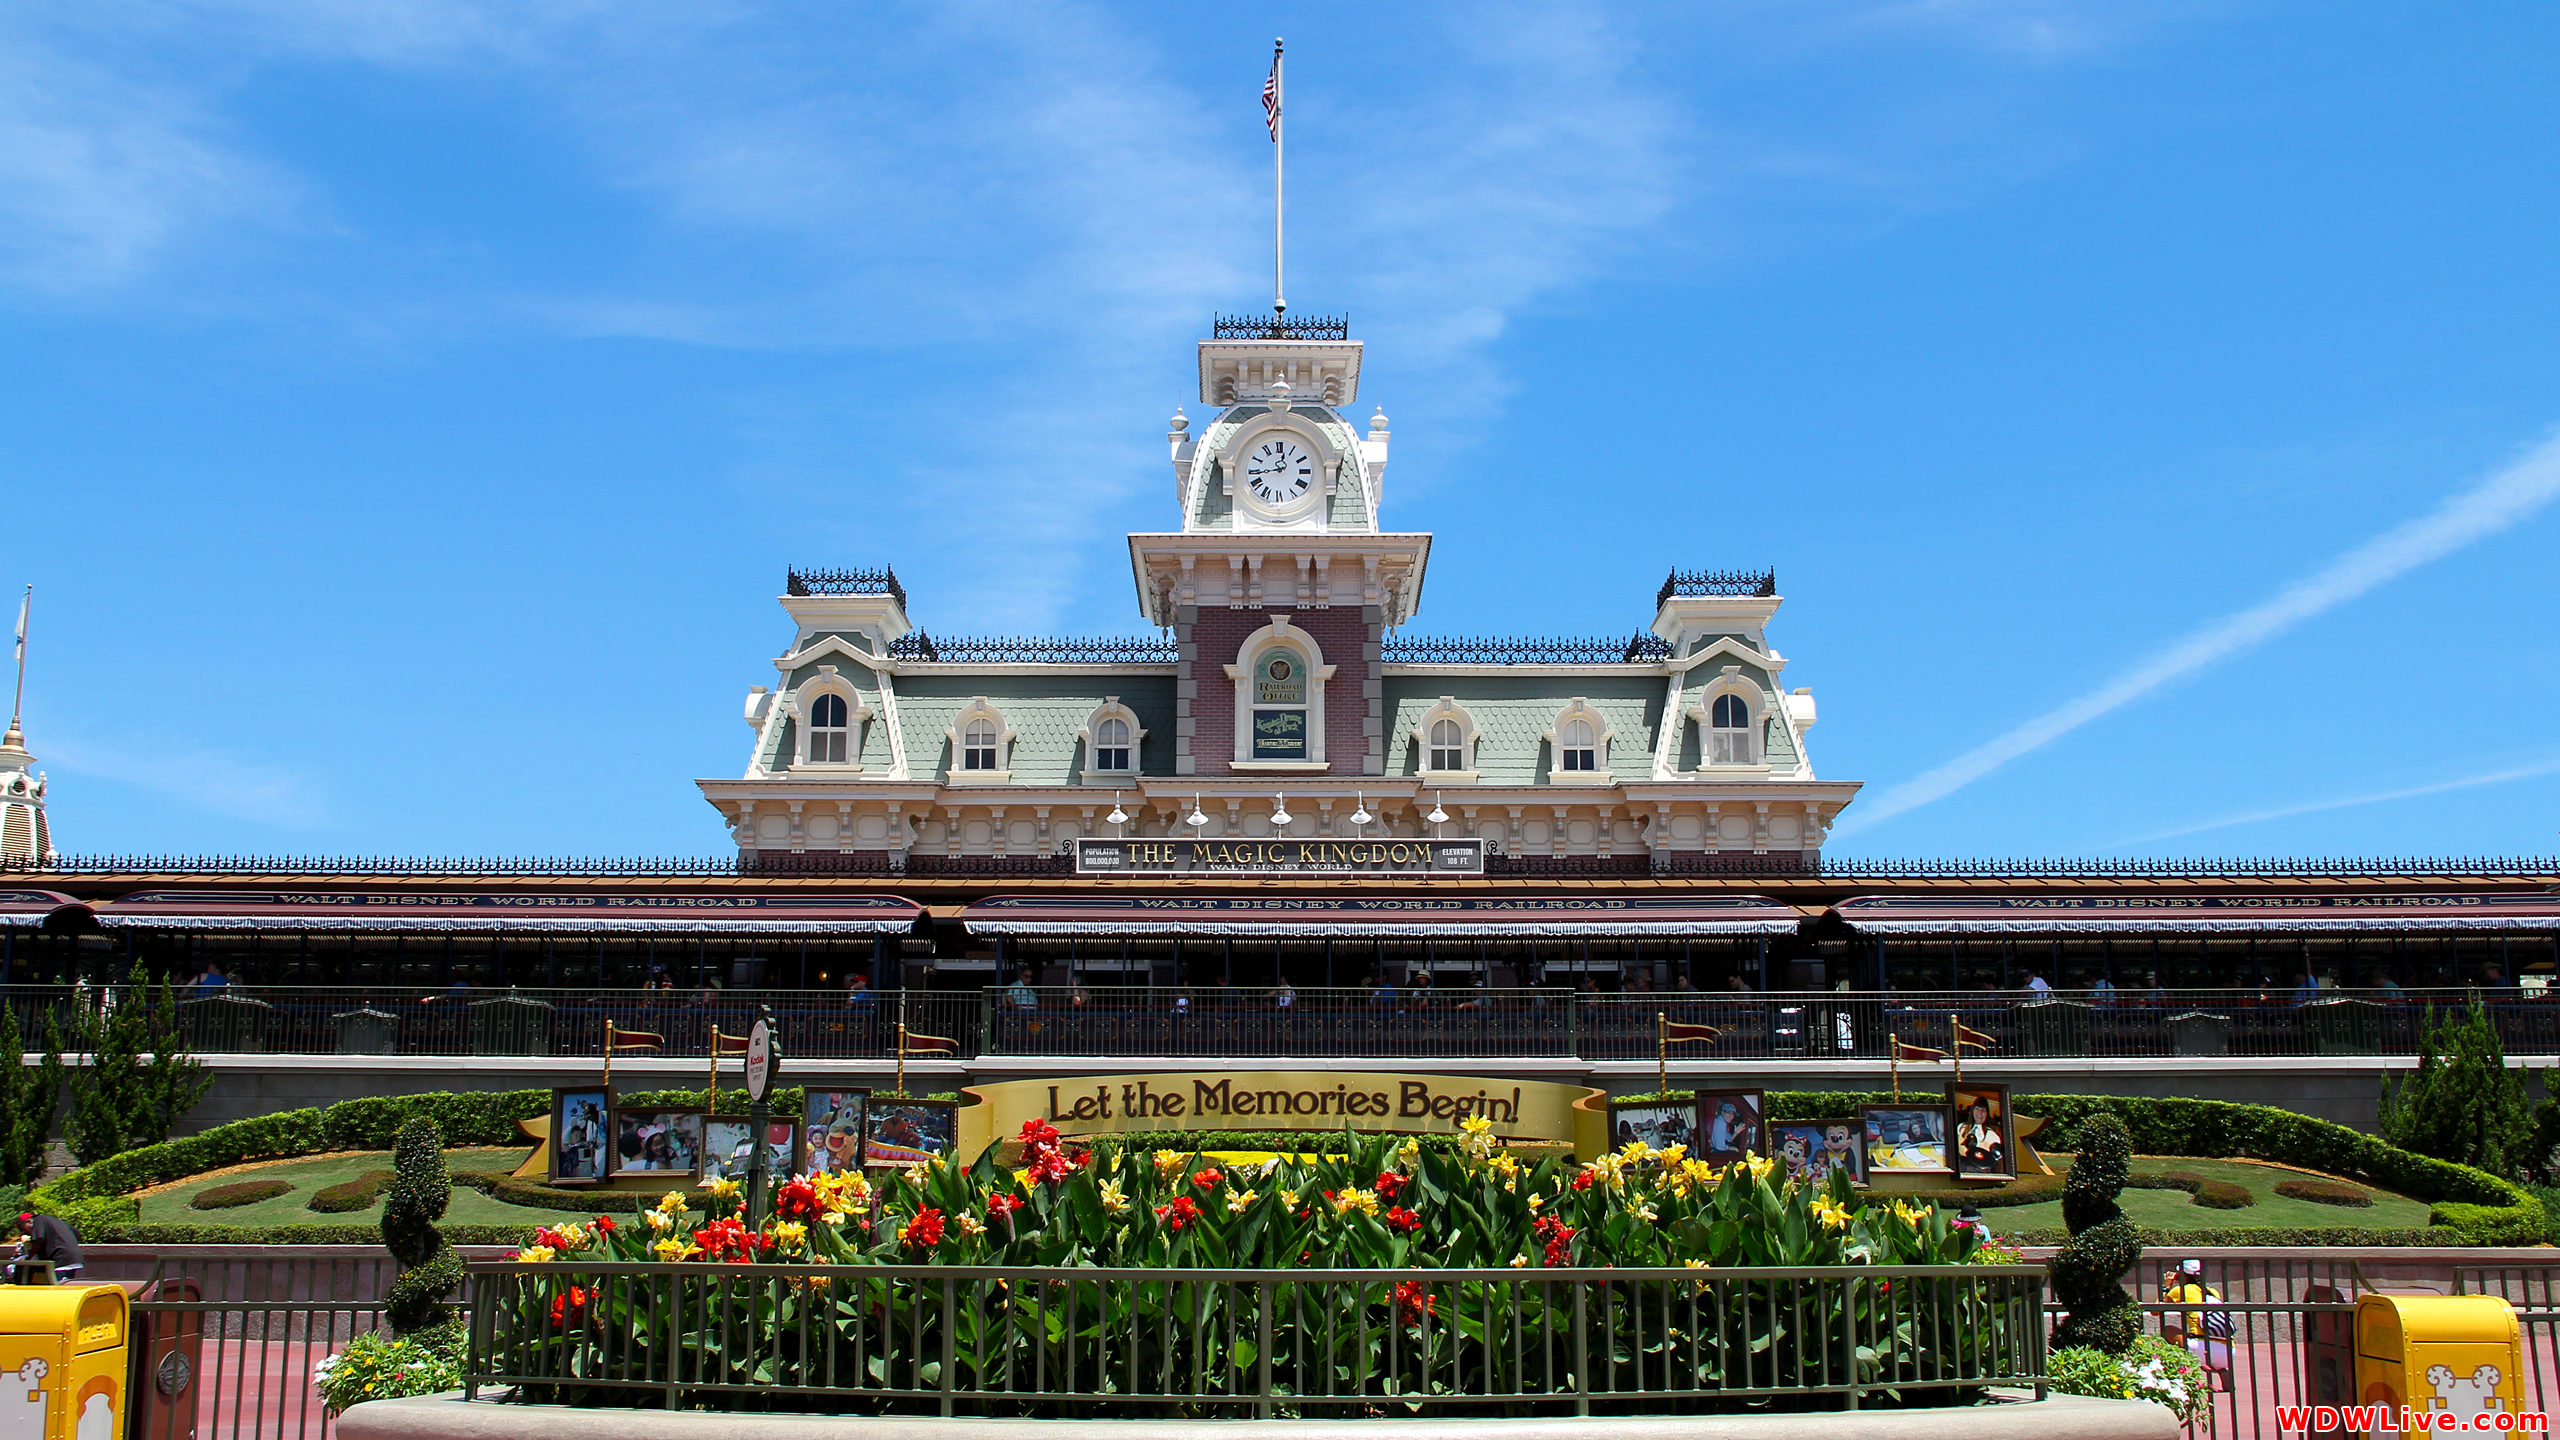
1178;605;1381;777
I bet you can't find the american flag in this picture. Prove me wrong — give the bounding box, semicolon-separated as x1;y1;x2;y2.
1263;44;1281;140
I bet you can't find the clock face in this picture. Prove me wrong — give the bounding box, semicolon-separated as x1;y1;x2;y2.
1243;437;1316;507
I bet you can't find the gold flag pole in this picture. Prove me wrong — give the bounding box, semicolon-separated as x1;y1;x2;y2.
605;1019;616;1087
1656;1012;1668;1097
1890;1032;1901;1103
895;1022;909;1099
1952;1014;1962;1089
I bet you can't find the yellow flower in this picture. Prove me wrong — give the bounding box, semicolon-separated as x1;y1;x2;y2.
553;1223;591;1252
1812;1197;1851;1231
651;1238;685;1262
1526;1192;1544;1211
769;1221;809;1249
1617;1139;1653;1164
1099;1179;1130;1215
1683;1258;1707;1269
516;1245;556;1264
1398;1139;1421;1165
1654;1143;1688;1168
1508;1253;1529;1268
1742;1154;1777;1182
1626;1200;1659;1223
1460;1115;1493;1137
1152;1149;1187;1177
1279;1189;1299;1210
1226;1189;1259;1215
820;1211;846;1227
701;1176;741;1200
1331;1187;1380;1216
644;1211;672;1232
952;1213;987;1238
1892;1200;1929;1226
656;1192;690;1216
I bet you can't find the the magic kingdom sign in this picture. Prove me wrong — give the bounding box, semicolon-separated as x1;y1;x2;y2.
1075;837;1484;877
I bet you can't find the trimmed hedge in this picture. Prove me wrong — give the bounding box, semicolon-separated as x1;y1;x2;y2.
309;1171;395;1214
2274;1178;2375;1208
1767;1090;2544;1246
2128;1172;2256;1210
190;1179;292;1211
86;1222;545;1247
451;1171;654;1214
2016;1225;2463;1247
1883;1170;2067;1209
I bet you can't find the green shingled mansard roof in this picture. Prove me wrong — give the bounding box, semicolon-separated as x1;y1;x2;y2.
888;676;1179;783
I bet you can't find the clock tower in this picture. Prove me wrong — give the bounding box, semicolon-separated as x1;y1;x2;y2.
1130;314;1431;777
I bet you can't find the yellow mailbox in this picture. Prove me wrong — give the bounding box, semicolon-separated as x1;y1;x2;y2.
0;1284;128;1440
2356;1293;2524;1429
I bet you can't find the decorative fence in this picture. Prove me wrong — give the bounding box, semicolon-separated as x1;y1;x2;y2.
9;984;2560;1061
465;1261;2044;1416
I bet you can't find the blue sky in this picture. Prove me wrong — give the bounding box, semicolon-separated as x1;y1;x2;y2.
5;2;2556;862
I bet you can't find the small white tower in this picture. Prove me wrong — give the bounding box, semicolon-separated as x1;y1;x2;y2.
0;587;49;868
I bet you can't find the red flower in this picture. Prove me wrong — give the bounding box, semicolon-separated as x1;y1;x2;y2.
1383;1206;1422;1235
1193;1168;1222;1190
549;1283;591;1327
987;1193;1025;1220
775;1177;819;1220
1025;1147;1075;1185
593;1216;617;1234
534;1226;567;1250
689;1216;766;1263
1373;1172;1407;1200
1154;1195;1202;1232
1017;1118;1062;1149
1533;1215;1577;1267
1571;1171;1595;1191
904;1208;947;1249
1392;1280;1436;1325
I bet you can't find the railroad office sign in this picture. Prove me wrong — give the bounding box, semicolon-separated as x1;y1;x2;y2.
1075;837;1484;877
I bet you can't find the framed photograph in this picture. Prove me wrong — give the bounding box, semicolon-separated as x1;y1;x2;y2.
1607;1097;1699;1153
1772;1119;1866;1188
704;1119;801;1183
1861;1105;1953;1176
803;1089;871;1177
549;1087;613;1186
611;1109;706;1177
1948;1083;2015;1180
862;1099;959;1169
1694;1089;1765;1167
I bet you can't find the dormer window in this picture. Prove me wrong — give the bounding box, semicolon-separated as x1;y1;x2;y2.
1709;693;1757;766
1095;717;1131;771
810;693;850;763
1559;718;1599;772
1429;719;1465;772
963;720;999;771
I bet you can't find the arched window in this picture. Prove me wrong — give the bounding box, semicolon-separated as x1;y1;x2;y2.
964;720;1000;771
1095;716;1132;772
809;693;850;763
1709;693;1757;765
1429;718;1465;772
1559;718;1598;772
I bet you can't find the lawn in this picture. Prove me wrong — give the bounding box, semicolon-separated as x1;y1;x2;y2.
137;1146;588;1227
1985;1156;2431;1235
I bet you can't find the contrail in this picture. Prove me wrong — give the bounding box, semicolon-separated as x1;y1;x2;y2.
2121;756;2560;845
1834;430;2560;836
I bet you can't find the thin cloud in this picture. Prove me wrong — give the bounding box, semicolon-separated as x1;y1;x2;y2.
40;734;329;831
1836;429;2560;836
2120;756;2560;847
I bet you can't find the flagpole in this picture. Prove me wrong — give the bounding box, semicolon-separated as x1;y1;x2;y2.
10;586;28;735
1271;37;1285;316
1952;1014;1962;1088
896;1021;908;1099
1890;1033;1900;1103
1656;1012;1667;1098
605;1019;615;1087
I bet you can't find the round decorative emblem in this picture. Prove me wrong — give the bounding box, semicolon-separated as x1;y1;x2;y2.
155;1349;192;1397
1265;657;1293;682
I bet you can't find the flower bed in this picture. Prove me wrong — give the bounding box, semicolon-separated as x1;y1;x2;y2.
474;1120;2032;1417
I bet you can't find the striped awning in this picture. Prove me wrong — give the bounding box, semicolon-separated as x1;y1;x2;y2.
960;894;1805;938
1835;893;2560;936
89;890;924;935
0;889;79;928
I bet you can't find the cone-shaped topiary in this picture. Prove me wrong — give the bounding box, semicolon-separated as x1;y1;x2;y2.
2050;1112;2145;1354
381;1119;464;1338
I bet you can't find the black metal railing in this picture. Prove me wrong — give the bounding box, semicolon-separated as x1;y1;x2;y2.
785;567;905;607
887;633;1181;664
48;982;2557;1062
1382;633;1674;665
1211;312;1350;341
1656;569;1778;606
469;1260;2043;1416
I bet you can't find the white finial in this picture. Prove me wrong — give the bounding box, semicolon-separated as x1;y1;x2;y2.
1268;374;1293;412
1168;406;1188;434
1369;406;1389;434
